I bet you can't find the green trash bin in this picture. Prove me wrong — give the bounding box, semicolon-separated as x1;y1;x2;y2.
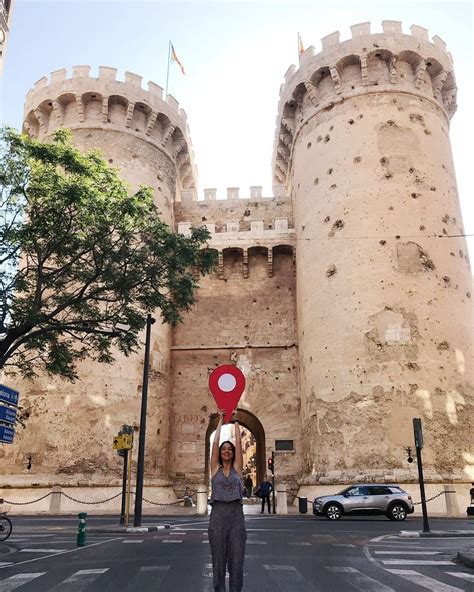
298;496;308;514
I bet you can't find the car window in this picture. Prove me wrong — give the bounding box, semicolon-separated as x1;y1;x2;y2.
369;486;392;495
346;486;369;496
345;487;360;496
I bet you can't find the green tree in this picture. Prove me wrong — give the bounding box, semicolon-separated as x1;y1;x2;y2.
0;127;215;380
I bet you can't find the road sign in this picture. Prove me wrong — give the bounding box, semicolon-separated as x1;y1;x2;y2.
0;425;15;444
0;384;19;407
0;404;17;426
208;365;246;423
413;418;423;449
113;434;133;450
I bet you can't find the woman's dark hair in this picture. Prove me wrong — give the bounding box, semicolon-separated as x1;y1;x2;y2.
218;440;236;466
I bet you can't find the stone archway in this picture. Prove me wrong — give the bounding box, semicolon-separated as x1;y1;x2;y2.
204;409;266;487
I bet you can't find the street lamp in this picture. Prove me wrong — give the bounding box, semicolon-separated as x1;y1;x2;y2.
133;313;156;527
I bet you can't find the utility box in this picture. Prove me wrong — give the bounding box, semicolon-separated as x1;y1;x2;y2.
298;496;308;514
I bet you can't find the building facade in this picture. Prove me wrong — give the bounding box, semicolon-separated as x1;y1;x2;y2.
1;21;472;516
0;0;14;77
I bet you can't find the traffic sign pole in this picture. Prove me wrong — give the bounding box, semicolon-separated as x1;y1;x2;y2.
271;450;276;514
413;418;430;533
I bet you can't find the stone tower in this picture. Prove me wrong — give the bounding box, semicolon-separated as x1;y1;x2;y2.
272;21;472;494
14;67;197;497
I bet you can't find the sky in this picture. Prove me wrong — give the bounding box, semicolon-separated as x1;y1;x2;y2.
1;0;472;258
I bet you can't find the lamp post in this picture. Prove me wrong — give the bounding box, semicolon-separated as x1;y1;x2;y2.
133;313;155;527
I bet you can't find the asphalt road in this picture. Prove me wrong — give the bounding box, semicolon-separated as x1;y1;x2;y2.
1;515;473;591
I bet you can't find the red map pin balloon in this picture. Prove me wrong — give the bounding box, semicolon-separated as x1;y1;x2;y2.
209;365;246;424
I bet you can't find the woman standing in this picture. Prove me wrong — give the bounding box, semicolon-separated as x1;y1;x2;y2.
209;409;247;592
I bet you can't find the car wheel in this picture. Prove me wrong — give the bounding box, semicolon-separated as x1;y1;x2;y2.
387;503;408;521
325;503;343;520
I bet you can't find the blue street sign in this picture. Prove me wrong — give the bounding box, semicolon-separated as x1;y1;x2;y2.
0;404;17;426
0;384;19;407
0;425;15;444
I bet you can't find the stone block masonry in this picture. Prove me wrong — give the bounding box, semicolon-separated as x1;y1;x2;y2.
1;21;471;516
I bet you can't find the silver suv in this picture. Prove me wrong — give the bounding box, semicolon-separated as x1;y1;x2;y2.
313;484;414;521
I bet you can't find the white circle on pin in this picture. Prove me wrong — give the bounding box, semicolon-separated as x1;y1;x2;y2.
218;373;237;392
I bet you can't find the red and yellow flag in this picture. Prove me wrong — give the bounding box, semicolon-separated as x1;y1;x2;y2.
171;44;186;75
298;33;305;55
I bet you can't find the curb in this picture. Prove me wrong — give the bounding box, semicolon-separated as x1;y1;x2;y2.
456;551;474;569
400;530;474;538
87;524;171;534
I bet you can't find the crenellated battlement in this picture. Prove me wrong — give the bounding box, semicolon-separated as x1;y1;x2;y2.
180;185;288;203
272;21;457;186
23;66;198;190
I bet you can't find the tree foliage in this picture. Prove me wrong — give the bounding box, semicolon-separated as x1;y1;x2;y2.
0;127;215;380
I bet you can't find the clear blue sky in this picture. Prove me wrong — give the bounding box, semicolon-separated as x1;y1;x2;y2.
1;1;472;257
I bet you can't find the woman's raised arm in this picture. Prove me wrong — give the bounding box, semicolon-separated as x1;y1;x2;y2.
210;410;224;478
233;413;243;475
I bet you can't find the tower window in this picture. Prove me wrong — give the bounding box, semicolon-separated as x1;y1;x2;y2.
275;440;294;451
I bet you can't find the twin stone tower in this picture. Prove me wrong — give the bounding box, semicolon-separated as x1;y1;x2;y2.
5;21;472;515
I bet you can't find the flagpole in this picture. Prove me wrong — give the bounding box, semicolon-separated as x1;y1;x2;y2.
165;40;171;97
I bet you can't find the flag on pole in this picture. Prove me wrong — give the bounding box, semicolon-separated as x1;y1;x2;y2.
171;43;186;75
298;33;305;55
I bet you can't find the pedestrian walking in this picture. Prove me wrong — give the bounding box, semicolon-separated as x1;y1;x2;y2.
470;482;474;505
244;475;253;498
208;409;247;592
258;475;273;514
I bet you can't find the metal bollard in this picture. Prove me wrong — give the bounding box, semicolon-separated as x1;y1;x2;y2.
276;484;288;515
196;484;208;515
77;512;87;546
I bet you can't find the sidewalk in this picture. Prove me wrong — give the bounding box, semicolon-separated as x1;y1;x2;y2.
400;529;474;538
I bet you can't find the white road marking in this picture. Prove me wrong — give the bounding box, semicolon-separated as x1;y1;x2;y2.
375;551;440;555
0;565;12;568
0;537;121;570
139;566;170;572
49;568;109;590
247;540;267;545
381;560;454;565
122;540;143;544
162;539;182;543
20;549;66;553
370;535;391;542
263;564;315;590
333;543;355;547
386;569;464;591
328;567;395;592
170;531;187;535
289;542;312;546
446;572;474;582
0;572;45;591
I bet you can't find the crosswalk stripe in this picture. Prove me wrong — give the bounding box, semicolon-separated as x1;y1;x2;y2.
263;565;311;591
162;540;182;543
0;572;45;591
381;560;454;565
122;540;143;544
289;542;312;546
385;569;464;591
333;544;355;548
48;568;109;591
247;541;267;545
375;551;440;555
446;572;474;583
327;567;395;592
20;549;66;553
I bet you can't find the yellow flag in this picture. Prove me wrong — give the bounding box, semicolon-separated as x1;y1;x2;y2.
171;43;185;75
